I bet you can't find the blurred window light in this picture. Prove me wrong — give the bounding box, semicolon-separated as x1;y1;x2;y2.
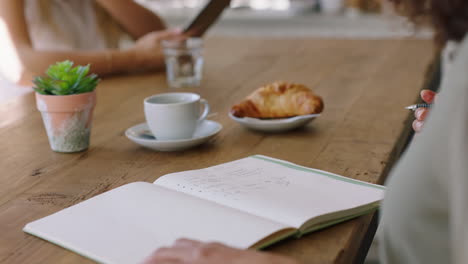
141;0;291;10
236;0;290;10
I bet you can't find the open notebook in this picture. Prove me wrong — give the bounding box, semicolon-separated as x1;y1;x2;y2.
24;155;385;264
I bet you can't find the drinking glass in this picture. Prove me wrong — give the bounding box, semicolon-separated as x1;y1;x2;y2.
162;38;204;88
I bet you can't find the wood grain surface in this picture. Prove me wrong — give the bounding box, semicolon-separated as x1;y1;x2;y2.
0;37;432;264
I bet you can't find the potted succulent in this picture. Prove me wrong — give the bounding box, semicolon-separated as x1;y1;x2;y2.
34;60;99;153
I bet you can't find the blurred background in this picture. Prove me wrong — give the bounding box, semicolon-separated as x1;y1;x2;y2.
137;0;431;38
0;0;432;105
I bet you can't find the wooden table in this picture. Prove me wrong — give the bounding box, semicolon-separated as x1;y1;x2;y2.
0;37;432;263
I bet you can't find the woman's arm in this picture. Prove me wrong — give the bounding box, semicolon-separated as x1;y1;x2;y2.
0;0;178;86
96;0;166;39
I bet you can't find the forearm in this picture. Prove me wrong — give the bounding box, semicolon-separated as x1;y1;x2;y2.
0;0;161;86
17;48;138;86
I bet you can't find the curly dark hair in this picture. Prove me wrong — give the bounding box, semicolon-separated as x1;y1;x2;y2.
389;0;468;45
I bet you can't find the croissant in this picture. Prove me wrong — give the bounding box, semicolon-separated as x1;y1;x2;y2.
231;81;324;118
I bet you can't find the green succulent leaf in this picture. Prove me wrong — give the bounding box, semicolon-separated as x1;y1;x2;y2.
33;60;100;95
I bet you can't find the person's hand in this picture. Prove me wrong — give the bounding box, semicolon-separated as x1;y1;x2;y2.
131;28;183;70
143;239;299;264
412;89;437;132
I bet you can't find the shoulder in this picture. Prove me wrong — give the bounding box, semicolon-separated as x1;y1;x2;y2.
446;35;468;69
440;36;468;97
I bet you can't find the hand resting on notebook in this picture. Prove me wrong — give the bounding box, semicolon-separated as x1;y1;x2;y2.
143;238;299;264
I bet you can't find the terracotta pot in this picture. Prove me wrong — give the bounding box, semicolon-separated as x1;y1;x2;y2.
36;91;96;153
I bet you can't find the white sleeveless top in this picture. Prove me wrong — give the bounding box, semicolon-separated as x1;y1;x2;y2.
24;0;131;51
0;0;132;104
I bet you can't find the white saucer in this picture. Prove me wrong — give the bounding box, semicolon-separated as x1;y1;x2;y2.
229;112;320;132
125;120;222;152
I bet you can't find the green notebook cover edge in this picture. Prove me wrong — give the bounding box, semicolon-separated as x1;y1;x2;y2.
297;207;379;238
255;207;379;250
252;155;386;190
255;229;300;250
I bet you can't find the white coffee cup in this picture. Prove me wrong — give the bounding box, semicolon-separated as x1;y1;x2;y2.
144;93;210;140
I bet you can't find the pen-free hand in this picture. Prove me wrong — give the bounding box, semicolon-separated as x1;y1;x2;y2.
131;28;183;71
142;239;299;264
413;89;437;133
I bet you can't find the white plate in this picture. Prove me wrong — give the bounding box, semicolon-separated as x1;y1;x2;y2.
229;112;320;132
125;120;222;152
